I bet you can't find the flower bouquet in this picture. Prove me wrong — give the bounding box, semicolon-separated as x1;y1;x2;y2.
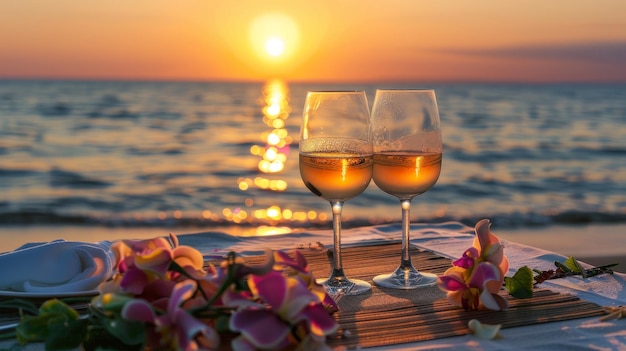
437;219;617;312
436;219;512;311
14;234;339;350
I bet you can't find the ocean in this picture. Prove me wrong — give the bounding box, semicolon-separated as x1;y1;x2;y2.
1;79;625;238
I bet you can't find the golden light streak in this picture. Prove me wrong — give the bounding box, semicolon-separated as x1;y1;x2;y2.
256;226;292;236
415;155;423;177
228;80;326;228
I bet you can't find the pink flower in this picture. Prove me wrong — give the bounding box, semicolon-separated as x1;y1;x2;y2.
273;250;338;313
226;270;338;350
122;280;220;351
112;236;172;274
107;234;206;296
20;229;340;351
219;250;275;283
438;262;509;311
437;219;510;311
113;234;205;277
473;219;509;279
452;247;479;269
96;237;338;350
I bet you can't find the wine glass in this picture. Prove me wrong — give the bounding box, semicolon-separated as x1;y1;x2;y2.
371;89;442;289
299;91;373;296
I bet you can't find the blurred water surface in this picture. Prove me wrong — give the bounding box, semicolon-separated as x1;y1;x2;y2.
1;80;625;234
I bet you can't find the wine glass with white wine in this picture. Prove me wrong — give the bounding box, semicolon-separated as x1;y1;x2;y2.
299;91;373;296
371;89;442;289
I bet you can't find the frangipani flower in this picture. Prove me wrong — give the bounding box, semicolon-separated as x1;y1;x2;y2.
21;233;339;351
112;236;172;274
121;280;220;351
474;219;509;281
438;261;509;311
113;234;205;277
227;270;338;350
273;250;338;313
219;250;276;283
156;280;220;351
437;219;510;311
108;234;206;297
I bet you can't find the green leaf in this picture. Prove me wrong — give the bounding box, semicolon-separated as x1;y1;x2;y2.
504;266;534;299
102;317;145;346
15;299;82;345
39;300;80;320
15;315;50;343
554;261;572;273
82;327;141;351
564;257;587;278
45;317;87;350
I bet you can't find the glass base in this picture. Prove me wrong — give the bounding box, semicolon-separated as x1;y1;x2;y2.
373;266;438;289
316;277;371;297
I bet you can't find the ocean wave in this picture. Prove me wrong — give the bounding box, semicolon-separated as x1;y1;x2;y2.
0;209;625;230
126;146;186;156
36;102;73;117
445;145;626;162
1;80;624;236
49;169;111;188
0;168;40;177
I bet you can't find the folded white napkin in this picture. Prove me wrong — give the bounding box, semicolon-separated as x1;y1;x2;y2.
0;240;115;294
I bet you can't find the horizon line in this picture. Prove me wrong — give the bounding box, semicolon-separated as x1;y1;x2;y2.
1;76;626;85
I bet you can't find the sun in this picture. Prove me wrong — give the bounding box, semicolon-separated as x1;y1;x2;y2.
265;37;285;57
249;13;299;62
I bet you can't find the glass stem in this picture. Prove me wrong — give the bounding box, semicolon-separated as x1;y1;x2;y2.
329;201;346;281
399;198;415;270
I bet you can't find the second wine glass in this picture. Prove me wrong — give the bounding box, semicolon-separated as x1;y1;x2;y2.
299;91;373;296
371;89;442;289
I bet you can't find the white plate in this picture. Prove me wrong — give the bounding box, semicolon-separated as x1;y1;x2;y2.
0;289;98;299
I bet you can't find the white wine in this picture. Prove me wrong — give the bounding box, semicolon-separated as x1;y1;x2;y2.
299;152;372;201
373;152;441;198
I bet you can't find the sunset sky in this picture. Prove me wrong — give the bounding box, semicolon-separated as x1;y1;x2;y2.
1;0;626;83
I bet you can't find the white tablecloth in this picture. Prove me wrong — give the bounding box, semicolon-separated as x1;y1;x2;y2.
4;222;625;350
179;221;626;350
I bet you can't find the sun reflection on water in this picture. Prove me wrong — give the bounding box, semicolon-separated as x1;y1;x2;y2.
251;80;293;174
228;79;326;235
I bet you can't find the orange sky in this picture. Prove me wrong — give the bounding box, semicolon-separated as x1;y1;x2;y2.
1;0;625;83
